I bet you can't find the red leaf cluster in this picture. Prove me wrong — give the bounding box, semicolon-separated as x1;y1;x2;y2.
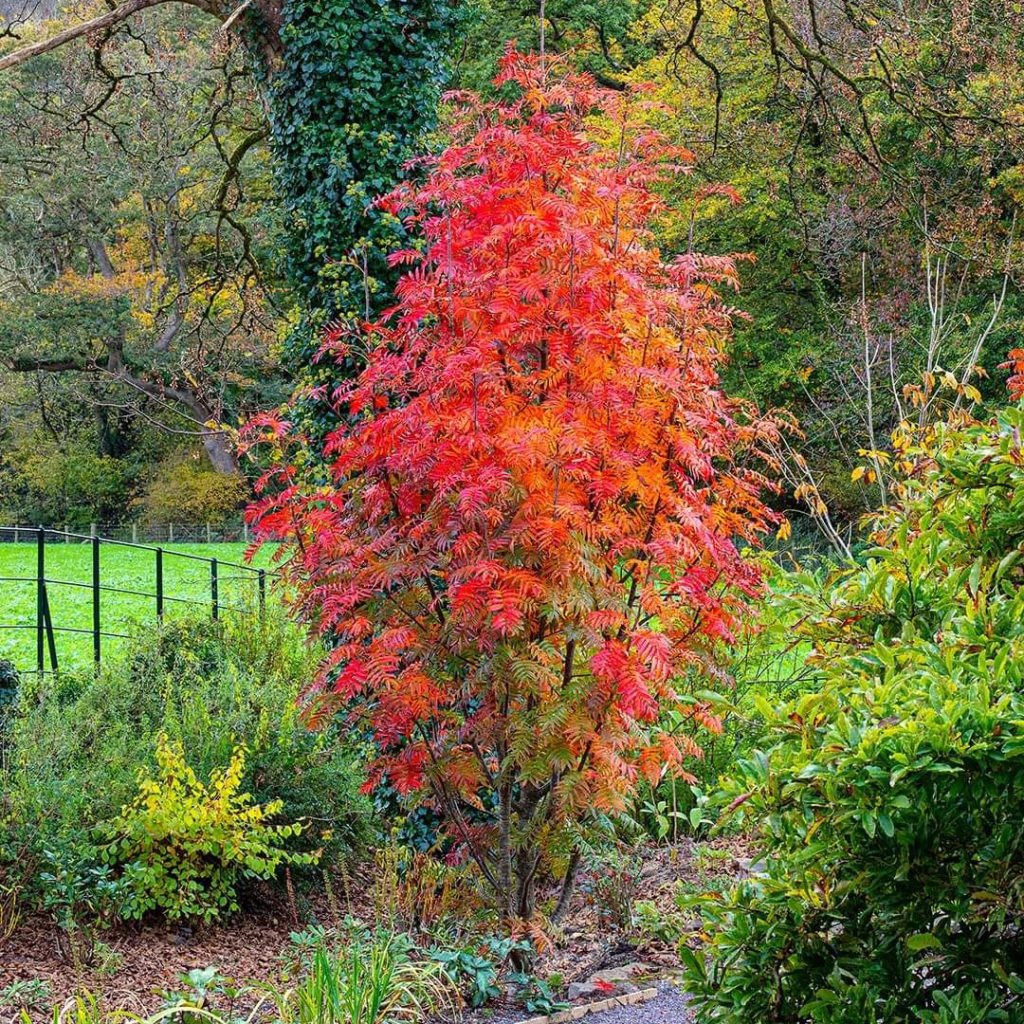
246;50;781;872
1002;348;1024;401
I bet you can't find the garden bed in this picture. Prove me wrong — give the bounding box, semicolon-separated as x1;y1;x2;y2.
0;840;749;1019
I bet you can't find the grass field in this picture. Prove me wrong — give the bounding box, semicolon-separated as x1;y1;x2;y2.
0;540;278;674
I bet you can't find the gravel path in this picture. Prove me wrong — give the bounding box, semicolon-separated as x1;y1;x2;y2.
462;979;695;1024
592;982;694;1024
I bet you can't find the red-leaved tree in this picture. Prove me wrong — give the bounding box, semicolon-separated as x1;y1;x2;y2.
247;50;780;921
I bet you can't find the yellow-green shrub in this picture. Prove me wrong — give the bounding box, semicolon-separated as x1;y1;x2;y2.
139;452;248;524
101;734;318;922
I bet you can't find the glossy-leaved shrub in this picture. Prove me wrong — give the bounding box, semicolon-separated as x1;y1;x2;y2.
682;406;1024;1023
101;735;318;923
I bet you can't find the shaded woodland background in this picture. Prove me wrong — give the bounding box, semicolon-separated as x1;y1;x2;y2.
1;0;1021;549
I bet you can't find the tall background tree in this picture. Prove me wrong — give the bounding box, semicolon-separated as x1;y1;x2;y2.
0;9;276;476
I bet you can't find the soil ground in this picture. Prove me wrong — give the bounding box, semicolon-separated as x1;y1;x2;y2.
0;839;749;1020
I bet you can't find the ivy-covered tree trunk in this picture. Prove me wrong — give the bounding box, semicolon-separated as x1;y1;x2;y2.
265;0;457;441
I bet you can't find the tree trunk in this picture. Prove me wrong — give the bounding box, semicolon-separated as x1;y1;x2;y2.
199;427;239;474
551;849;581;924
126;373;240;474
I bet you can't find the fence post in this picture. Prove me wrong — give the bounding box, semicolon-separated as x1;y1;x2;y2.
168;522;174;543
132;523;138;544
14;524;19;544
210;558;219;621
63;524;69;543
156;547;164;620
258;569;266;620
206;522;212;544
41;586;57;673
243;522;250;545
92;536;101;667
36;527;44;673
90;522;97;539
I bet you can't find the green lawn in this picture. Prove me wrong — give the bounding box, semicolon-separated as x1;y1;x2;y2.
0;540;277;674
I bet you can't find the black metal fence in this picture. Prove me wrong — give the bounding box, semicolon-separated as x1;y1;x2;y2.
0;526;272;674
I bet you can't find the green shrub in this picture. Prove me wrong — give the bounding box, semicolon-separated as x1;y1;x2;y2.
101;735;316;922
428;937;532;1008
1;613;373;915
0;658;16;758
681;406;1024;1023
139;451;248;525
37;844;127;964
0;434;139;528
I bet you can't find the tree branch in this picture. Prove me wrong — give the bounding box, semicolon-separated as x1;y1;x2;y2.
0;0;221;73
6;355;96;372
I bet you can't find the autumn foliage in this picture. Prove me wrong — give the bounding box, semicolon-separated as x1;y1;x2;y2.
248;51;779;918
1003;348;1024;401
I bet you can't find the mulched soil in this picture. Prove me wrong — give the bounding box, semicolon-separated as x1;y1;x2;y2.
0;838;750;1020
0;881;356;1015
538;835;750;985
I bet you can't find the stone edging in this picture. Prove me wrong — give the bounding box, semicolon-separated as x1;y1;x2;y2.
519;986;660;1024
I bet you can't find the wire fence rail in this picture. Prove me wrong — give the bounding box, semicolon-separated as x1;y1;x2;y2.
0;521;252;545
0;526;273;675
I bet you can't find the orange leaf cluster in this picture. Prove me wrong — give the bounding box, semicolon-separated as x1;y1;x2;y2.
248;50;780;877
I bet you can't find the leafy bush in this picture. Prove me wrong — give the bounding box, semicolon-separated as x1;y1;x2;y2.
37;846;127;965
101;734;317;922
579;846;644;932
681;407;1024;1023
0;434;139;528
511;974;569;1015
140;450;248;525
428;947;501;1008
0;658;16;759
428;936;533;1008
1;614;372;919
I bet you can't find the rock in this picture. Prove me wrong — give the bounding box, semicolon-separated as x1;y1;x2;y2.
567;962;650;1001
590;961;649;984
567;981;602;1001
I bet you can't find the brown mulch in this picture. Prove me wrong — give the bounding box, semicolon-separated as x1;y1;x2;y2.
1;910;294;1007
0;873;377;1012
540;835;751;984
0;839;751;1017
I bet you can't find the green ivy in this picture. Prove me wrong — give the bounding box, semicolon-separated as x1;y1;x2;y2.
269;0;458;439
